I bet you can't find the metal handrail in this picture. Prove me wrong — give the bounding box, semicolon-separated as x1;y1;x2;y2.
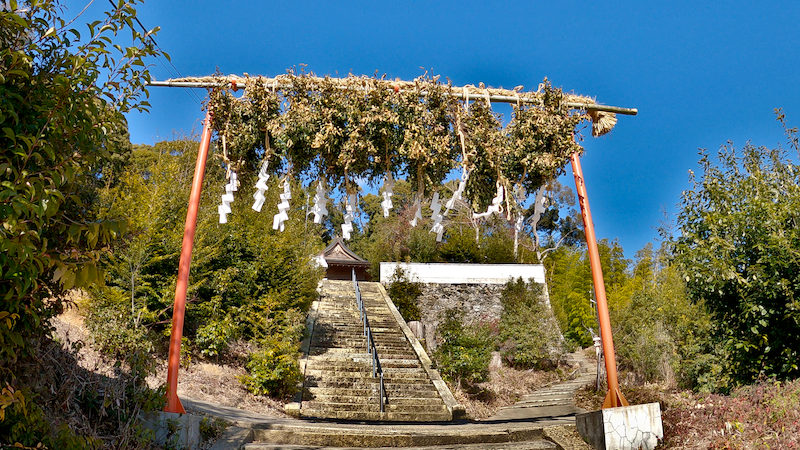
352;269;387;413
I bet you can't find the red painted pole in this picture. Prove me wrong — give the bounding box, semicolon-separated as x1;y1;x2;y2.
165;111;213;413
570;151;628;409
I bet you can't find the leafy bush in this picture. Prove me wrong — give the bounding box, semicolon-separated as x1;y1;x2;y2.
609;246;724;391
433;310;494;386
0;391;98;450
499;278;564;369
93;142;324;361
386;268;422;321
85;286;155;359
671;122;800;386
195;315;237;358
1;5;163;445
239;339;302;398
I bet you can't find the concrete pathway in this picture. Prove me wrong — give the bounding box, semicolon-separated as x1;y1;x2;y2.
484;351;597;423
193;351;596;449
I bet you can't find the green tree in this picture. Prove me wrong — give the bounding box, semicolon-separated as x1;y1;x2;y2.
672;120;800;385
499;278;564;369
1;1;166;446
433;309;494;386
611;246;719;390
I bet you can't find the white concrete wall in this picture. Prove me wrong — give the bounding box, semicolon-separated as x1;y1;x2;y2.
379;262;545;285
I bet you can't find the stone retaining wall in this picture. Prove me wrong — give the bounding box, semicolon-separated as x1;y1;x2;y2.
407;283;506;350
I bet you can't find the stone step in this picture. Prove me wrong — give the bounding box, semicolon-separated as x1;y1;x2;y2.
245;441;556;450
297;409;452;422
249;424;553;448
305;374;433;385
307;352;417;361
304;367;428;377
302;401;449;414
307;359;422;369
306;386;441;397
305;374;430;385
312;335;409;343
304;394;446;406
310;342;412;351
308;347;417;357
298;280;456;422
311;333;409;341
306;365;427;375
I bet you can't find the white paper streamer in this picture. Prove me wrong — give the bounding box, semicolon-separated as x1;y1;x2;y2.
380;173;395;218
429;192;445;241
272;179;291;231
431;167;471;241
409;196;423;227
311;181;329;224
445;167;470;211
218;171;238;224
473;183;505;219
251;161;270;212
341;194;356;240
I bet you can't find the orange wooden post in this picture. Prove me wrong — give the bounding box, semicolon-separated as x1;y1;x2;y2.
164;111;213;413
570;151;628;409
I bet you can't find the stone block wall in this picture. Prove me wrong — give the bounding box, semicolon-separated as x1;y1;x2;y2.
409;283;505;350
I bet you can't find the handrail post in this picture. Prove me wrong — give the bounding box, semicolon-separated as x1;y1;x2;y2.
380;372;385;412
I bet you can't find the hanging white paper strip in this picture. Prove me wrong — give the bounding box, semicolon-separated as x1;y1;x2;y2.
380;173;394;218
311;181;328;224
252;161;270;212
218;171;238;224
433;167;471;241
272;179;291;231
429;192;445;241
341;194;356;240
473;183;505;219
409;196;423;227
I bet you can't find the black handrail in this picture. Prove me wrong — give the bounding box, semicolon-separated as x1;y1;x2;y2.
352;269;387;413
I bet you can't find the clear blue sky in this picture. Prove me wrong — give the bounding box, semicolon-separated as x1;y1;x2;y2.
71;1;800;256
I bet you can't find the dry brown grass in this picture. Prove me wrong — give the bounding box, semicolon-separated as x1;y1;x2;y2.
56;301;288;419
574;373;800;448
147;342;288;418
451;365;565;419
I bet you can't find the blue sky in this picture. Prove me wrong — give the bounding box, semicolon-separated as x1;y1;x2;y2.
70;1;800;256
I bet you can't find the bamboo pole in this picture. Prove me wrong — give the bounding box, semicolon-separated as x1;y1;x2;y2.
147;77;638;116
164;110;213;414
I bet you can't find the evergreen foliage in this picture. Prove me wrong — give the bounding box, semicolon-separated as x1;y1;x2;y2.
0;1;167;446
433;309;494;386
386;268;422;322
672;119;800;387
91;140;324;396
499;279;564;369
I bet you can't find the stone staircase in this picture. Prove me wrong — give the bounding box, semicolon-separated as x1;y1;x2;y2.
287;279;457;422
486;350;596;422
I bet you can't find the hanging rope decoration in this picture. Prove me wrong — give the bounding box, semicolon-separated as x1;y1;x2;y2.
205;71;595;238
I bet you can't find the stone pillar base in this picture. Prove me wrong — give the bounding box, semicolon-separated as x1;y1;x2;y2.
576;402;663;449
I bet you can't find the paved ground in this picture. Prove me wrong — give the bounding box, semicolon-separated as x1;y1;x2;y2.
193;351;596;449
